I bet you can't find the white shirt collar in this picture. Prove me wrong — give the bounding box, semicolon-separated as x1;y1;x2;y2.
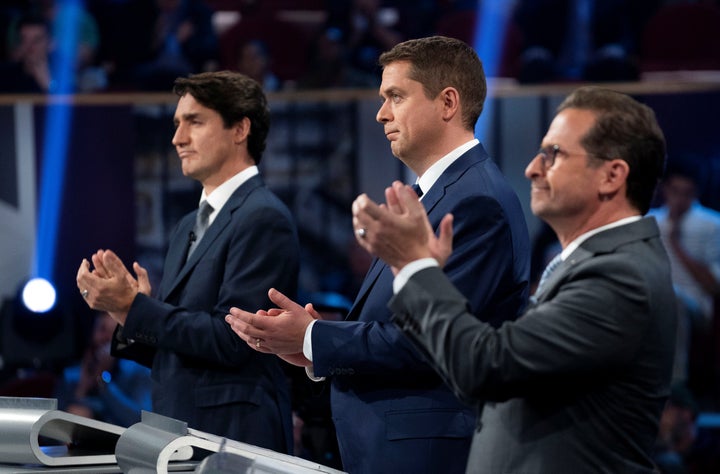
560;215;643;260
199;166;259;224
416;139;479;196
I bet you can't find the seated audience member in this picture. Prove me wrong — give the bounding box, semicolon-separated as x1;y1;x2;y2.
296;27;378;90
235;39;280;92
3;1;107;92
0;12;52;92
648;163;720;404
132;0;219;90
648;163;720;332
325;0;403;75
37;0;106;91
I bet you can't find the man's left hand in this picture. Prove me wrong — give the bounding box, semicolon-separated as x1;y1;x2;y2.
225;288;315;355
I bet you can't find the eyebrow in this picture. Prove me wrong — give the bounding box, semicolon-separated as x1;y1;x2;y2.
174;112;200;125
380;86;402;98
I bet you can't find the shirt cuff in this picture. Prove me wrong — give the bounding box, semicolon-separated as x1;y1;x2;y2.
305;365;325;382
303;319;317;362
393;258;439;294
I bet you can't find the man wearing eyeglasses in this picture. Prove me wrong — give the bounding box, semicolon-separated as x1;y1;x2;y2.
352;86;677;473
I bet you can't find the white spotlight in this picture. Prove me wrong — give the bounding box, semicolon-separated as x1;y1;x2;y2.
21;278;57;313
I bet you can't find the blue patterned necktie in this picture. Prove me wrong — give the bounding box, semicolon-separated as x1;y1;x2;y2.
188;200;213;259
536;253;563;293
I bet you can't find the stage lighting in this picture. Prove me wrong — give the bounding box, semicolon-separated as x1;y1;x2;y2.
20;277;57;313
0;279;74;369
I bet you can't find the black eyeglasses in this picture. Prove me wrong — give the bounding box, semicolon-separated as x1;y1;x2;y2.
535;144;598;169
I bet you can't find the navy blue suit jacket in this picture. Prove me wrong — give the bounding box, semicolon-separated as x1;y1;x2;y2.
112;175;299;453
311;145;531;473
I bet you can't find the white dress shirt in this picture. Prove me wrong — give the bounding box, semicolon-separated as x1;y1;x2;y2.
199;166;259;223
394;215;644;294
302;140;481;378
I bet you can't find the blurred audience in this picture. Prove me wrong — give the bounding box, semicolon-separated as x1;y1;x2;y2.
297;26;378;90
86;0;155;89
0;12;52;93
654;384;699;474
35;0;105;91
325;0;403;77
649;162;720;333
0;0;107;93
5;1;720;92
131;0;219;90
648;162;720;408
235;39;280;92
55;312;152;427
514;0;662;83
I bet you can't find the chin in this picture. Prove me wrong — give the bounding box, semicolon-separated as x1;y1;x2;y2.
530;202;549;219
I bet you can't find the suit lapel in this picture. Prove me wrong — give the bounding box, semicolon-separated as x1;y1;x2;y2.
534;217;659;302
160;175;263;301
157;215;194;301
421;144;488;218
346;257;385;320
346;145;487;320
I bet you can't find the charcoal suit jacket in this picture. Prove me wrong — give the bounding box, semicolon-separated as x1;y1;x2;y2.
312;144;531;473
112;174;299;453
392;217;677;473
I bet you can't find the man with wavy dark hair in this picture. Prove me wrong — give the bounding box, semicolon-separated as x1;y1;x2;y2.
77;71;299;453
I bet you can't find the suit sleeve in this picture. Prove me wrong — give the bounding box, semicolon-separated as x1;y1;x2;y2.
121;201;299;368
312;195;523;377
390;254;659;402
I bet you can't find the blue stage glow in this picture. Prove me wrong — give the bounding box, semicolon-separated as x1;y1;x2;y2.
472;0;514;143
33;0;82;280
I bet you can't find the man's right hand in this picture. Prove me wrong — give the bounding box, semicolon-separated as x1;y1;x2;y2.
352;181;454;272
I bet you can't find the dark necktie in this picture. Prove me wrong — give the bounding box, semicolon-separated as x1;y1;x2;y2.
411;183;423;198
188;200;213;259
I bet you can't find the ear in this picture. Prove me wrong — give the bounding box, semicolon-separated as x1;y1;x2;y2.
232;117;251;144
598;158;629;199
439;87;460;122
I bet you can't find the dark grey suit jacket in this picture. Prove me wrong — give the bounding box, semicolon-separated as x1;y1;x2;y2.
392;216;677;473
113;175;299;453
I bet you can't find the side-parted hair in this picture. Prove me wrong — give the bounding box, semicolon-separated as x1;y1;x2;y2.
378;36;486;131
558;86;666;214
173;70;270;164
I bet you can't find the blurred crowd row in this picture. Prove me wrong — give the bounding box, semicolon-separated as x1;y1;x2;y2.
1;0;720;93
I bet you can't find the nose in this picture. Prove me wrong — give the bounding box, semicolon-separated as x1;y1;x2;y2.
525;153;544;180
376;100;390;124
172;123;186;147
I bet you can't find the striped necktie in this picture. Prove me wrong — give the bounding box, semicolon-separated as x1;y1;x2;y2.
536;253;562;293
